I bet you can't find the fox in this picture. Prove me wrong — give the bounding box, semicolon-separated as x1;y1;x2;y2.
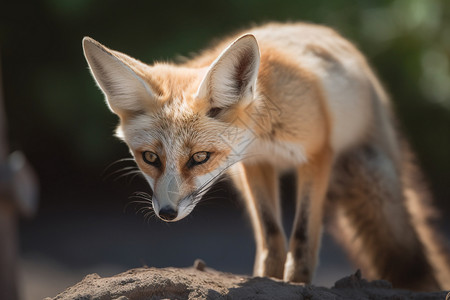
82;22;450;291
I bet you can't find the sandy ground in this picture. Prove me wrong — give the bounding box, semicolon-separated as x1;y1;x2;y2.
18;250;351;300
44;262;448;300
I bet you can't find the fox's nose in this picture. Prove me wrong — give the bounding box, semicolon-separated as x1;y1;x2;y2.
158;206;178;221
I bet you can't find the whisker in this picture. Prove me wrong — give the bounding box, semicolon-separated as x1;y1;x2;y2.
125;198;151;212
129;201;153;209
196;189;229;204
194;196;222;206
137;206;152;215
189;155;253;205
193;162;237;196
102;157;136;175
132;191;153;198
127;172;143;184
128;194;152;205
143;210;156;223
126;190;155;221
129;196;152;203
103;166;140;181
114;170;142;182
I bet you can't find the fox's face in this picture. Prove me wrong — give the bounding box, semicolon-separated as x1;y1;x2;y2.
120;97;243;222
83;35;260;221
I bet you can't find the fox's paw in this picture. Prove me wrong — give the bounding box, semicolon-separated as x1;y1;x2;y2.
254;248;286;280
283;252;312;283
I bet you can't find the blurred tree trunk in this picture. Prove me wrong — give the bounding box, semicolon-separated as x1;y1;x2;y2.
0;51;19;300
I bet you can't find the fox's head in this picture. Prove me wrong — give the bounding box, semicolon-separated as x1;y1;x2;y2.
83;35;261;222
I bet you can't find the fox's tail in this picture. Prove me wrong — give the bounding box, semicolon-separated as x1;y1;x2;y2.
326;70;450;291
400;140;450;290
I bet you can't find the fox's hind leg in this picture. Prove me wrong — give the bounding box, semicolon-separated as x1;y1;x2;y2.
231;162;286;279
326;143;441;291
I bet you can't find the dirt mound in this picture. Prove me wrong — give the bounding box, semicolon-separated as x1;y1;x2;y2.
46;260;448;300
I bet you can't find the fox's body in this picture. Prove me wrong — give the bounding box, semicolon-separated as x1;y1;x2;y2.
83;22;450;291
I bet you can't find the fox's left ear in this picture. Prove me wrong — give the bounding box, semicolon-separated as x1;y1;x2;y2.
196;34;260;110
82;37;155;116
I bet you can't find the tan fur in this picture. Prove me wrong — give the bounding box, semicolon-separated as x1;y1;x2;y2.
230;163;286;278
83;22;450;291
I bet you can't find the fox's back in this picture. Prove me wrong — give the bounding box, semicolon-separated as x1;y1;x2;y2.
188;22;385;159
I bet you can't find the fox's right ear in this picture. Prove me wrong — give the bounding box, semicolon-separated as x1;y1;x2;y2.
82;37;154;115
196;34;260;110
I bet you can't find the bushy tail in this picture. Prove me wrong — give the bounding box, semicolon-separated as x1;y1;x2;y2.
327;142;441;291
400;141;450;290
326;70;450;291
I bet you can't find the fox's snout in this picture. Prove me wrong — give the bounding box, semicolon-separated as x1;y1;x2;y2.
151;190;183;222
150;174;198;222
152;194;195;222
151;194;180;222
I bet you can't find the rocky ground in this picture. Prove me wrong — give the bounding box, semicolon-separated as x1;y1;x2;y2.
46;260;448;300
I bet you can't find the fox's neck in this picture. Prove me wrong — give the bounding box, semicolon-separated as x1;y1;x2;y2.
242;92;280;139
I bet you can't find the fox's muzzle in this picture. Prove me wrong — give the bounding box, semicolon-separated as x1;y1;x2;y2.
151;171;194;222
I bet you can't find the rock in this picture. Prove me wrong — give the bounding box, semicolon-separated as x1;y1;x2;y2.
193;259;206;271
333;269;392;289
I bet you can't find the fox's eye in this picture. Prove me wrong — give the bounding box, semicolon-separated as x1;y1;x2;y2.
187;151;210;168
193;152;209;163
142;151;161;167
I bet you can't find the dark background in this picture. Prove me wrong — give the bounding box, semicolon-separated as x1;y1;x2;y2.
0;1;449;299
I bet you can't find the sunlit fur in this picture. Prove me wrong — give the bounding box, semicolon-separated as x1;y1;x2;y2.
83;22;450;291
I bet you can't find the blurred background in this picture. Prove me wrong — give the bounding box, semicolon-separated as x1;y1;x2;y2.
0;0;449;299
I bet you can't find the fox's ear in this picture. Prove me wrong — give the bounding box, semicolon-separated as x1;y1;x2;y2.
82;37;154;115
196;34;260;109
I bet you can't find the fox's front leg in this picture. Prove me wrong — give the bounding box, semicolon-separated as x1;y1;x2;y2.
284;148;332;283
231;162;287;279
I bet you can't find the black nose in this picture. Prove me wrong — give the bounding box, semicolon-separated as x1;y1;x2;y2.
158;206;178;221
